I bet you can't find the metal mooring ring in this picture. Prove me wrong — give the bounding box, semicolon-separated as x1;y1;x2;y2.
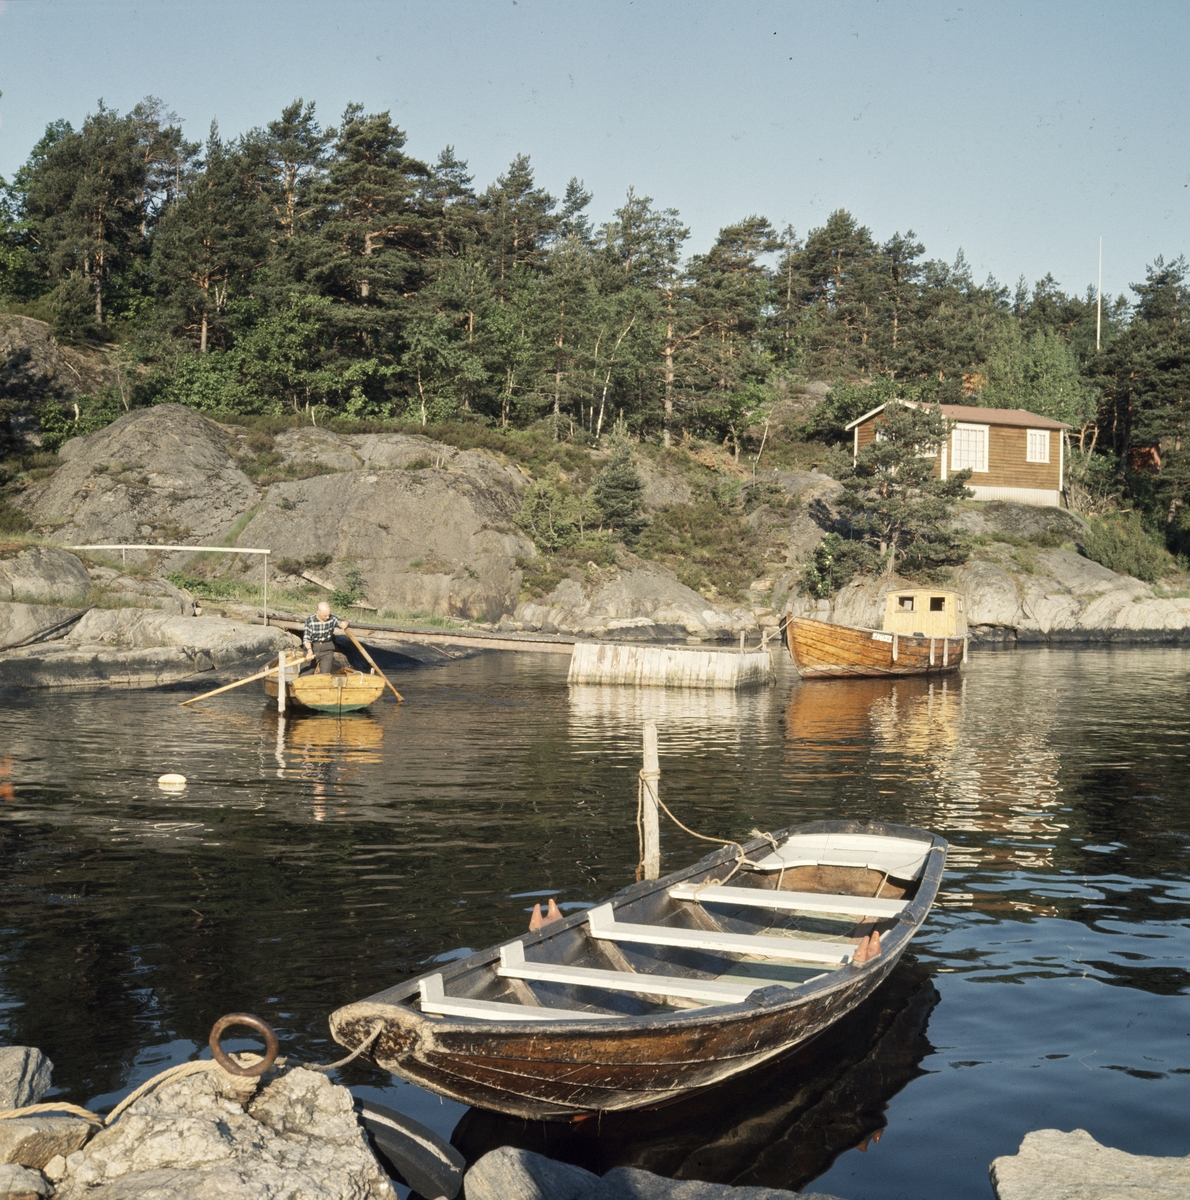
208;1013;280;1077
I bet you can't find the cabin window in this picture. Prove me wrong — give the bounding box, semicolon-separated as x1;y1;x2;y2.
898;596;914;611
951;423;989;472
1026;429;1051;463
929;597;945;612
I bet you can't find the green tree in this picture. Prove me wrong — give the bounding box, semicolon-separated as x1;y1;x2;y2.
151;126;266;351
591;449;648;541
21;103;149;325
836;402;973;578
980;323;1096;435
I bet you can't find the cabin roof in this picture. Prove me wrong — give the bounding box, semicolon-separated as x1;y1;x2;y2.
844;400;1071;433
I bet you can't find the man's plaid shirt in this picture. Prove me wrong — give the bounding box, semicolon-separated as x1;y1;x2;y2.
303;613;342;645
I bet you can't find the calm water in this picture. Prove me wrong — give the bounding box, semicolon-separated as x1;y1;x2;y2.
1;646;1189;1199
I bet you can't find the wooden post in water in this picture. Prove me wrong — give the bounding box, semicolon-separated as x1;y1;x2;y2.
641;722;661;880
277;650;286;714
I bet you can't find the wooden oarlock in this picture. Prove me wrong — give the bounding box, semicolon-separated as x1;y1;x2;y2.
345;631;403;703
640;722;661;881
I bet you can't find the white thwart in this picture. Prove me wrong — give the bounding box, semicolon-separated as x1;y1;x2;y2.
497;941;794;1004
750;833;936;881
669;883;907;919
418;973;622;1021
586;904;852;964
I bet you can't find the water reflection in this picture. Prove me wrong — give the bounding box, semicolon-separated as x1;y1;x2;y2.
0;650;1189;1199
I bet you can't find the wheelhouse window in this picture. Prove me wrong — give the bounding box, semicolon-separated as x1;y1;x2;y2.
929;596;945;612
951;424;988;472
1026;429;1051;463
898;596;914;611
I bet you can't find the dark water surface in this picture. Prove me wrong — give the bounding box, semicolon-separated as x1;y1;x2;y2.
2;647;1189;1199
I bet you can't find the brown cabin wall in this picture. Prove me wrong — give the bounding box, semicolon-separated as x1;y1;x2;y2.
851;416;1062;491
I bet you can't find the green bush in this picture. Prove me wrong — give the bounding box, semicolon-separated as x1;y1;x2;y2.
0;500;31;534
636;496;762;598
800;533;880;598
1081;512;1178;582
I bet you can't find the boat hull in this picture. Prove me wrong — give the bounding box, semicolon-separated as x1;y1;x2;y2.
263;661;385;713
786;616;965;679
330;820;947;1120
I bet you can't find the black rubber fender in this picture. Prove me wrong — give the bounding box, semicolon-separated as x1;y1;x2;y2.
356;1097;466;1200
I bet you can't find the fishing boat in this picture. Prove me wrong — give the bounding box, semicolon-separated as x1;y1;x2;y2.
263;654;385;714
328;819;947;1119
785;588;968;679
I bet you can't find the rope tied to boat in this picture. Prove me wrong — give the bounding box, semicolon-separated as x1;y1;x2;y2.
0;1014;290;1128
635;769;779;886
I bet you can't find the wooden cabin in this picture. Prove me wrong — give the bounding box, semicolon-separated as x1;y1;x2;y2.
882;588;967;639
846;402;1070;508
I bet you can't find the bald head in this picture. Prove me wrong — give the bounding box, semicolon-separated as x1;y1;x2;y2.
316;602;331;618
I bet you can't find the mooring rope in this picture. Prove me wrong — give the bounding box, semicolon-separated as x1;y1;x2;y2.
636;769;780;886
0;1054;268;1128
0;1023;387;1130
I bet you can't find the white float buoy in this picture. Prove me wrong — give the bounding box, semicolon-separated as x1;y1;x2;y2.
158;773;187;790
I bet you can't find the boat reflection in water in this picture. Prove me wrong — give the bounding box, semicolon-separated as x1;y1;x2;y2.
451;959;939;1194
272;713;385;820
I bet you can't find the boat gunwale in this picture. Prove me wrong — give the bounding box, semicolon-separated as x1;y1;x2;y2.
335;819;947;1037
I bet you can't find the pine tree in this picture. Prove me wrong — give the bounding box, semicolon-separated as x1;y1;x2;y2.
836;403;972;579
592;449;648;541
152;126;266;351
21;103;148;325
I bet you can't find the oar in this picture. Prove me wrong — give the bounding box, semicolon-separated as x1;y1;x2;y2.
344;630;404;703
179;662;281;707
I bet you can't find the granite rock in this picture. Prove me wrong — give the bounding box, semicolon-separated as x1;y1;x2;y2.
86;568;193;616
0;1117;92;1169
54;1066;392;1200
0;1162;51;1199
0;1050;52;1110
464;1146;846;1200
238;453;532;622
0;604;83;650
515;563;755;639
0;548;90;605
990;1127;1190;1199
17;405;258;549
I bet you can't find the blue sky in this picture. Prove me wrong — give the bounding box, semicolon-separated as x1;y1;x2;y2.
1;0;1186;304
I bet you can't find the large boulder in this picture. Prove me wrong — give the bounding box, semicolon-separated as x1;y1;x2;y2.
516;562;755;639
0;547;90;604
990;1127;1190;1199
464;1146;846;1200
17;406;258;547
54;1066;392;1200
0;603;84;650
242;459;531;622
0;1047;52;1110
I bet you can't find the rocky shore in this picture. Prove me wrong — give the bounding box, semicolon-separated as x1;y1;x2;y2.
4;404;1190;681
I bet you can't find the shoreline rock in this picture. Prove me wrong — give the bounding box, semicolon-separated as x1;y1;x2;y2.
991;1128;1190;1199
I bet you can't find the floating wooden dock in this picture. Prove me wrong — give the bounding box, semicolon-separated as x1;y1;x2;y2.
567;642;774;690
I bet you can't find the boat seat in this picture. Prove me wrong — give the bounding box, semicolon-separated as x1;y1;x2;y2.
669;884;907;919
418;973;622;1022
496;941;811;1004
748;833;935;881
586;904;852;965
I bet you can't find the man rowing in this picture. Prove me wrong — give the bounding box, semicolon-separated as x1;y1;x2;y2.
303;601;349;674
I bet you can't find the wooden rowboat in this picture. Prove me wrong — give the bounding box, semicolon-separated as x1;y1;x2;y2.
263;656;385;714
329;819;947;1119
785;616;966;679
